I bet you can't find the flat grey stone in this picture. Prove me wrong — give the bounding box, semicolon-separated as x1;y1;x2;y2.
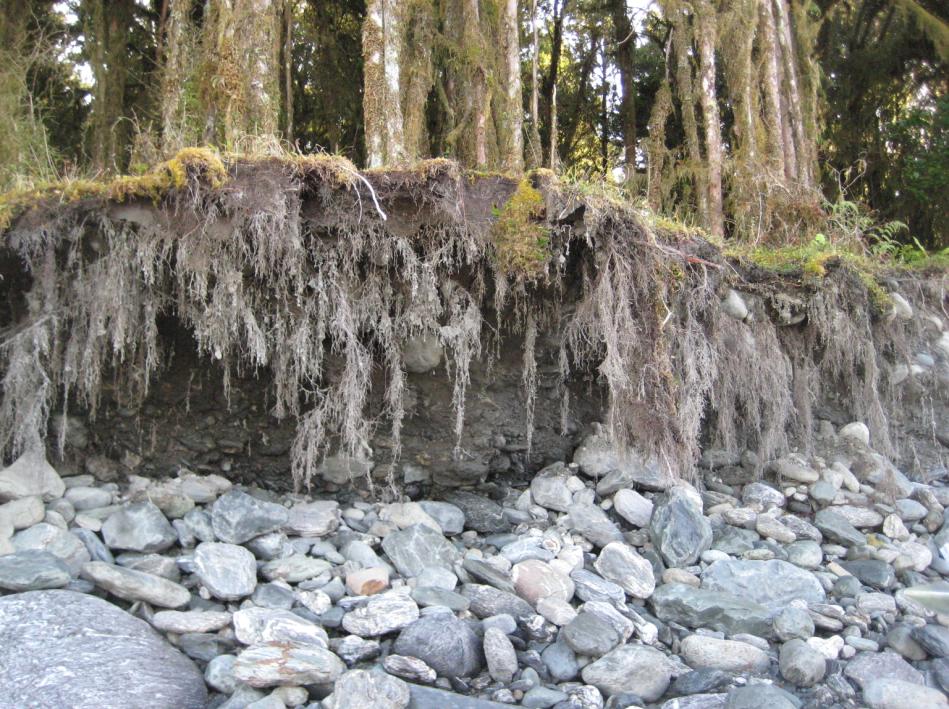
483;626;517;683
530;462;574;512
461;583;534;620
408;684;512;708
286;500;339;537
233;606;329;646
844;651;924;690
702;559;825;609
650;583;773;637
12;522;90;575
0;451;65;502
814;509;865;546
101;501;177;553
594;541;656;598
81;560;191;608
567;502;623;548
581;643;674;700
382;524;461;578
912;624;949;657
0;550;71;591
417;501;466;535
232;642;345;687
862;678;949;709
725;685;801;709
442;492;510;533
779;639;826;687
323;669;410;709
840;559;896;590
563;610;620;657
211;489;289;544
394;614;483;678
341;590;420;636
0;590;205;708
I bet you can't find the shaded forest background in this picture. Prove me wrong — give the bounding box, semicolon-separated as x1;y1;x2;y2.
1;0;946;249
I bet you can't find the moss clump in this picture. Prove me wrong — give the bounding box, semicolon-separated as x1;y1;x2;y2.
490;179;549;279
0;147;227;233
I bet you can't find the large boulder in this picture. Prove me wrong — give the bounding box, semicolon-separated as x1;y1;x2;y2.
650;485;712;567
0;590;206;708
702;559;825;610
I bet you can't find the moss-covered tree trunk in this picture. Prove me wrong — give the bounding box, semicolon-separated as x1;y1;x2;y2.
498;0;524;173
759;0;788;182
773;0;813;188
159;0;198;153
695;0;723;238
670;4;706;221
363;0;406;167
201;0;283;150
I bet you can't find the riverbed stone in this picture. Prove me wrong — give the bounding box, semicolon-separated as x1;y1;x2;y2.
342;590;420;636
382;523;461;577
0;590;206;708
81;560;191;607
0;451;64;502
702;559;825;609
594;541;656;597
393;613;483;678
581;644;674;700
232;642;345;687
0;550;71;591
193;541;258;600
211;489;289;544
650;584;773;637
650;485;712;567
101;501;178;553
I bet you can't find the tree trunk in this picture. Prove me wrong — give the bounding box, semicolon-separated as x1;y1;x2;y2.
498;0;524;173
695;0;723;238
772;0;812;187
87;0;134;172
462;0;489;169
759;0;787;181
544;0;568;170
160;0;195;153
609;0;636;181
362;0;406;167
600;39;609;176
201;0;283;149
527;0;542;168
671;6;706;220
282;0;294;145
401;0;435;161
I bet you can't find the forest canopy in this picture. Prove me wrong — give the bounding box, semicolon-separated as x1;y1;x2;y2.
1;0;947;249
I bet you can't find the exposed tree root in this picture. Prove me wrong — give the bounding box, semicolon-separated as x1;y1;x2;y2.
0;157;945;489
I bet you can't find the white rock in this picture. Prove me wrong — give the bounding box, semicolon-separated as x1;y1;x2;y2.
613;489;654;528
839;422;870;447
807;634;844;660
680;635;770;673
0;496;44;530
0;451;64;502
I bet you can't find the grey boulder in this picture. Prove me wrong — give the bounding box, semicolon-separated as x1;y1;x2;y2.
211;489;289;544
0;550;71;591
0;590;206;708
702;559;825;609
101;501;177;553
650;485;712;567
394;614;483;678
